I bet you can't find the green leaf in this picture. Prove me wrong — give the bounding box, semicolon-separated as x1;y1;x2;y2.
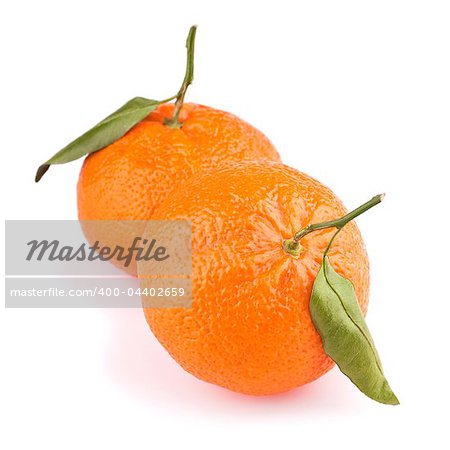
35;97;165;182
310;256;399;405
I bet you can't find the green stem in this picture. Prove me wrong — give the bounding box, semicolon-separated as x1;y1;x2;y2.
323;228;342;256
283;194;385;259
165;25;197;128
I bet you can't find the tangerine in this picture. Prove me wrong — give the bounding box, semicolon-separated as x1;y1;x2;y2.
143;161;370;396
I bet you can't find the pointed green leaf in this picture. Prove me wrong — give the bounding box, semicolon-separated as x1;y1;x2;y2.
35;97;165;182
310;256;399;405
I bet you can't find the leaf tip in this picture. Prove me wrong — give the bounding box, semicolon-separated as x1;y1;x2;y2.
35;164;50;182
385;390;400;406
368;380;400;405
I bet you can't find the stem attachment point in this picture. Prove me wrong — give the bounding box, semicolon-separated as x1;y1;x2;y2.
283;239;303;259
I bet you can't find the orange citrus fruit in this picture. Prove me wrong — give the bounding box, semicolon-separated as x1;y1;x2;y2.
77;103;280;221
143;161;369;395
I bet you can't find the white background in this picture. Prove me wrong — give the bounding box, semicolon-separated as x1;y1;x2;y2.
1;1;449;448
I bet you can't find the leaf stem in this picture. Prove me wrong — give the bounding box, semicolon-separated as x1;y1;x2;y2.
323;228;342;256
283;194;385;258
165;25;197;128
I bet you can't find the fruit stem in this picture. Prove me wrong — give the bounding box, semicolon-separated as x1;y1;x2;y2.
283;194;385;259
165;25;197;129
